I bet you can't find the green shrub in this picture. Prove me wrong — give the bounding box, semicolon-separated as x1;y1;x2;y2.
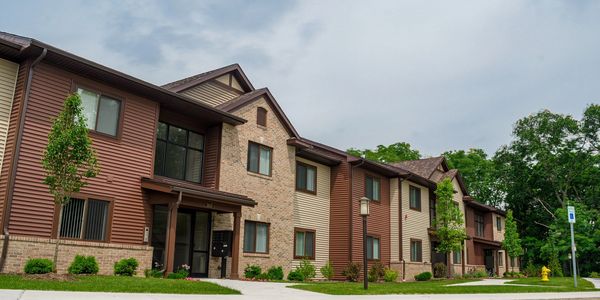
320;261;334;280
548;256;564;277
144;268;163;278
297;259;316;280
266;266;284;280
414;271;432;281
166;271;186;279
589;271;600;278
523;263;540;277
24;258;53;274
256;272;269;280
342;262;361;282
433;262;446;278
287;269;305;281
68;255;99;275
244;264;262;279
368;261;385;282
384;268;398;282
114;258;139;276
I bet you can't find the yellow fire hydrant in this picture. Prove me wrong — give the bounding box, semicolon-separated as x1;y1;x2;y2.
541;266;551;282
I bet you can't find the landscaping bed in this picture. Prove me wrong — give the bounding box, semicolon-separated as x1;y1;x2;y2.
0;274;240;294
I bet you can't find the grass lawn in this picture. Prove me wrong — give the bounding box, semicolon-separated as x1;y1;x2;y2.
0;274;240;294
291;277;597;295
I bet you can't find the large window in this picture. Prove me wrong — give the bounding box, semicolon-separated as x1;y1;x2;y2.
475;213;485;237
77;87;121;137
409;185;421;211
296;162;316;193
496;216;502;231
367;236;380;260
154;122;204;183
410;239;422;262
453;250;462;264
365;176;380;201
59;198;110;241
243;221;269;253
294;228;315;259
247;142;272;176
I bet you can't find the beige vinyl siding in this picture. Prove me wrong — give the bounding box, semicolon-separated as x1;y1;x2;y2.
452;178;468;267
179;80;240;107
0;58;19;176
389;177;400;262
401;180;430;263
293;157;330;278
215;74;243;92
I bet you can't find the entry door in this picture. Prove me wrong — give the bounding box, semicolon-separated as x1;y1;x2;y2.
484;249;494;275
173;210;211;277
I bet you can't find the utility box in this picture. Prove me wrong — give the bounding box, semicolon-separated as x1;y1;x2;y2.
212;230;233;257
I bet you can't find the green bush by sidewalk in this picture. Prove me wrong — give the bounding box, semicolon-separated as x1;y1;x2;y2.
68;255;99;274
24;258;53;274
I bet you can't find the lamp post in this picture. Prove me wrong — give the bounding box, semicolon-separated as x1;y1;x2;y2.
360;196;370;290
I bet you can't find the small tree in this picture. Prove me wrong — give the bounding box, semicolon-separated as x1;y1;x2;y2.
502;210;523;272
42;93;98;270
434;178;467;278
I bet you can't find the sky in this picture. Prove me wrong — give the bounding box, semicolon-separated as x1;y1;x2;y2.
2;0;600;156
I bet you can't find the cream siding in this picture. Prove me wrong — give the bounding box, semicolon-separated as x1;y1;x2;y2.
452;178;468;272
215;74;243;92
0;58;18;176
492;213;505;242
389;178;400;262
401;180;431;263
179;81;240;107
292;157;330;277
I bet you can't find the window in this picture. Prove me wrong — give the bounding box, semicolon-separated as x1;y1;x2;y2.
294;228;315;259
410;239;422;262
496;216;502;231
365;176;380;201
77;87;121;136
429;198;436;227
367;236;380;260
59;198;110;241
247;142;272;176
475;213;485;237
453;250;462;264
409;185;421;211
498;251;504;266
257;107;267;127
296;162;317;193
510;257;516;267
243;221;269;253
154;122;204;183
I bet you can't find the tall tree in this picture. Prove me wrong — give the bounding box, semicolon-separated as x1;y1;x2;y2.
42;93;99;270
443;149;502;206
347;142;421;163
434;178;467;277
502;210;523;272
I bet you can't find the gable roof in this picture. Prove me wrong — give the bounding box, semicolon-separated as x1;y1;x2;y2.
162;63;254;93
391;156;446;179
217;88;299;138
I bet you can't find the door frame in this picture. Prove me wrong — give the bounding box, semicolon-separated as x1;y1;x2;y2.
177;208;212;278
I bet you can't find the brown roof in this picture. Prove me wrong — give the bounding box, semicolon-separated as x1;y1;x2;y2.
391;156;445;179
162;63;254;92
217;88;300;138
463;196;505;216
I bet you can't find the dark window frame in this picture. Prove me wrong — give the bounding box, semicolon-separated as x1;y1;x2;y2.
475;213;485;237
257;107;267;127
247;141;273;176
366;235;381;260
243;221;270;254
154;121;205;183
53;193;113;242
293;227;316;260
75;85;124;139
409;185;422;211
410;239;423;262
365;175;381;201
296;162;317;194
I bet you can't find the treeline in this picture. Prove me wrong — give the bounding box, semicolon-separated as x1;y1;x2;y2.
348;104;600;276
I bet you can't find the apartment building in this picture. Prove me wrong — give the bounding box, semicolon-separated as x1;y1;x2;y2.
0;32;511;280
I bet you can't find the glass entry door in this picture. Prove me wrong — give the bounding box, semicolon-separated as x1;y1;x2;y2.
173;209;211;277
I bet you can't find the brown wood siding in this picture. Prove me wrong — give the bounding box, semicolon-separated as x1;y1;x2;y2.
329;161;351;280
202;124;221;189
7;63;157;244
0;59;30;228
350;168;390;279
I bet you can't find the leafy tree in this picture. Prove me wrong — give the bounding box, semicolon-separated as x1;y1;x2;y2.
502;210;523;272
347;142;421;163
443;149;502;206
42;93;98;269
434;178;467;277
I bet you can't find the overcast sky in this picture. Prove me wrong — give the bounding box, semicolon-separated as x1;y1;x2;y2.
2;0;599;156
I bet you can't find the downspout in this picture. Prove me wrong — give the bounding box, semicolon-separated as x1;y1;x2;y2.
0;48;47;272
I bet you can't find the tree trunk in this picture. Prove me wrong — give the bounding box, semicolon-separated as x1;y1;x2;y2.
447;252;452;278
53;204;63;272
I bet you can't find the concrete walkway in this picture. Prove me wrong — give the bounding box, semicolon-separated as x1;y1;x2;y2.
2;278;600;300
584;278;600;289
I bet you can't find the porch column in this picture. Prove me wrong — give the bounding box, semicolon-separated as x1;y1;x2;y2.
230;211;241;279
164;192;182;275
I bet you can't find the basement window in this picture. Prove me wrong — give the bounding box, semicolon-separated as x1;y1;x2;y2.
59;198;110;241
